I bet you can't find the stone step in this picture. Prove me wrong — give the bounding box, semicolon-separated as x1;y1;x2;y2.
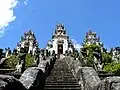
49;73;73;76
47;76;74;78
45;81;78;83
45;84;80;87
46;78;77;82
52;70;72;74
44;87;81;90
47;75;75;78
44;59;81;90
45;82;79;85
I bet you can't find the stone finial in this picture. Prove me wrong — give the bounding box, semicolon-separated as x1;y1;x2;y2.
56;23;64;30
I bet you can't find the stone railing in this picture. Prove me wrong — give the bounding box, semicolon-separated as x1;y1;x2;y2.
0;55;56;90
65;56;120;90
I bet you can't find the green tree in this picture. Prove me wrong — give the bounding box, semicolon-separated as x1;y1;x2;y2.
25;54;35;68
102;53;112;64
3;55;18;69
103;62;120;75
3;54;35;69
80;44;101;67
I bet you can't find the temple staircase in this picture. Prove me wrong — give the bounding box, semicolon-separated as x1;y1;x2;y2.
44;59;81;90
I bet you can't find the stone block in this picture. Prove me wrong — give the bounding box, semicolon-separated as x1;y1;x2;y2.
0;75;26;90
76;67;101;90
94;77;120;90
19;67;46;90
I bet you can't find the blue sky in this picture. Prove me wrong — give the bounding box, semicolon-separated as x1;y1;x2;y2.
0;0;120;50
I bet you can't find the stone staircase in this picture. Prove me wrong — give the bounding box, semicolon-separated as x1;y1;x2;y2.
44;59;81;90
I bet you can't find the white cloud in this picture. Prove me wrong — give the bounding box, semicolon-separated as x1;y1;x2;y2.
71;39;82;51
24;0;28;6
0;0;29;37
0;0;19;37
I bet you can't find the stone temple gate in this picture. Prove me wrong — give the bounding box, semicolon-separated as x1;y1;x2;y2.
46;23;74;55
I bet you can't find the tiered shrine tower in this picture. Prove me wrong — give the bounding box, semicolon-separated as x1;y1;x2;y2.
16;30;39;55
82;29;103;47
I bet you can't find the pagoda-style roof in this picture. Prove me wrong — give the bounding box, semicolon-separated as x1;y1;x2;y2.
83;29;103;46
17;29;39;48
52;23;69;39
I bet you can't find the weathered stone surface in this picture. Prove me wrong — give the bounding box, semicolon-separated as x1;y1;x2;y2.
94;77;120;90
0;75;26;90
38;60;47;73
65;56;82;78
65;56;101;90
80;67;101;90
19;67;46;90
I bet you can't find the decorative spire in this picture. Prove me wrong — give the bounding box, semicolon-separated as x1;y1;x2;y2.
56;23;64;30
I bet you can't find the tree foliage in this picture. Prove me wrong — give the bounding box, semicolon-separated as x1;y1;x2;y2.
3;55;18;69
80;44;120;75
102;53;112;64
103;62;120;75
80;44;101;67
3;54;35;69
25;54;35;68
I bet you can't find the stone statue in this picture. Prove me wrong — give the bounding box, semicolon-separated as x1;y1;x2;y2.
97;62;103;70
13;48;17;55
34;48;40;65
0;48;3;59
28;41;33;54
46;49;49;57
5;47;11;58
52;50;55;56
65;50;68;56
15;47;26;73
41;49;45;57
93;50;103;71
21;36;24;41
32;47;37;56
48;51;51;56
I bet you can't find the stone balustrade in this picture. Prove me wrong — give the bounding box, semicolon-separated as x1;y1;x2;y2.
0;55;56;90
65;56;120;90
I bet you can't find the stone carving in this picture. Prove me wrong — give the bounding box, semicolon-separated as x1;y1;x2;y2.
46;23;74;55
111;47;120;63
34;48;40;65
16;30;39;55
13;48;18;55
46;49;49;57
15;47;26;73
5;47;11;58
82;29;103;48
